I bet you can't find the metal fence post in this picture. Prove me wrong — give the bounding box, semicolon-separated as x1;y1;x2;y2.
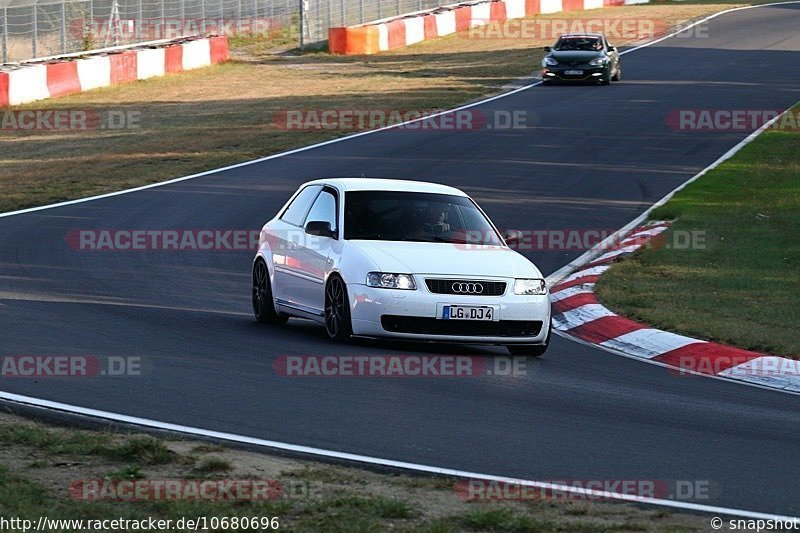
359;0;363;23
61;2;67;53
201;0;206;34
1;8;8;64
298;0;303;48
32;4;38;58
179;0;185;36
376;0;380;20
340;0;344;26
236;0;241;33
136;0;142;40
161;0;166;39
327;0;331;35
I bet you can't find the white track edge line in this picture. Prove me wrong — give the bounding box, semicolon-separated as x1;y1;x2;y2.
1;390;797;520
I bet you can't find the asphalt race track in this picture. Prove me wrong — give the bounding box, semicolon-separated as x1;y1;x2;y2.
3;3;800;517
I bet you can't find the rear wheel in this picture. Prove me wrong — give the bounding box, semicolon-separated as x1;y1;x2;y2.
506;323;551;357
252;259;287;324
325;275;353;341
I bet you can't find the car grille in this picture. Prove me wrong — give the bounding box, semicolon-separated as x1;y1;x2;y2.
425;279;506;296
381;316;543;337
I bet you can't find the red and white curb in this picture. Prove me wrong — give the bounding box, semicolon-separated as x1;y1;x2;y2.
0;36;229;107
551;222;800;392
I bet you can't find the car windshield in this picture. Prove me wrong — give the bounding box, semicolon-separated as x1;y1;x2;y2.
554;37;603;51
344;190;503;245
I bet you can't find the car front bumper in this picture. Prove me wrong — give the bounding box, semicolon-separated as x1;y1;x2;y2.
348;281;551;345
542;66;607;82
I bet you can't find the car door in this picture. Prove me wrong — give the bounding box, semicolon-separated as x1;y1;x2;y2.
270;184;322;305
288;186;340;313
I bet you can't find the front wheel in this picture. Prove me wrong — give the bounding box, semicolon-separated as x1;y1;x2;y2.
506;323;551;357
325;275;353;341
252;259;287;324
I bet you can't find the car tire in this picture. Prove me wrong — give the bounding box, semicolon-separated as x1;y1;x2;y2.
611;66;621;82
252;259;288;324
325;275;353;342
506;322;551;357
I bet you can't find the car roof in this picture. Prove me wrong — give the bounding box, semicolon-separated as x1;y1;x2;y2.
559;33;604;38
301;177;468;196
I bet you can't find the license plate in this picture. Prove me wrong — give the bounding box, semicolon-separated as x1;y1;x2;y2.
442;305;495;321
564;70;583;75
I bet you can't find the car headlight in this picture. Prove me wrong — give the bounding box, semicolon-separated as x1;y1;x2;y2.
589;57;607;67
366;272;417;290
544;56;558;66
513;279;547;295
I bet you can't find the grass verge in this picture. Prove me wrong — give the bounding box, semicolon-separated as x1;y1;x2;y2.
595;104;800;357
0;410;715;531
0;2;748;213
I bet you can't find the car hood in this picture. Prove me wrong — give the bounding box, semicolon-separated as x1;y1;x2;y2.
550;51;603;62
349;240;542;279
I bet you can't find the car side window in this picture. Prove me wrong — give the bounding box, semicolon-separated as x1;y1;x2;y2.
304;189;338;236
280;185;322;227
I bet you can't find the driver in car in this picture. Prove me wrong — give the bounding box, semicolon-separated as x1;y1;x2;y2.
406;206;451;239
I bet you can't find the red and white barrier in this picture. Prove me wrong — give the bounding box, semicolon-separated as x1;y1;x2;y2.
330;0;648;54
540;0;563;15
550;222;800;392
0;36;228;108
77;56;112;91
137;48;167;80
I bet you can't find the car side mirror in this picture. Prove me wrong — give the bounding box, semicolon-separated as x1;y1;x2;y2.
502;229;523;249
607;46;616;52
305;220;336;239
543;46;551;52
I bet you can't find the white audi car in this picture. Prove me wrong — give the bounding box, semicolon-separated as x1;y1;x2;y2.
252;178;552;356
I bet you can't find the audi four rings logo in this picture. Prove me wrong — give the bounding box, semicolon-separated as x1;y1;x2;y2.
452;282;484;294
